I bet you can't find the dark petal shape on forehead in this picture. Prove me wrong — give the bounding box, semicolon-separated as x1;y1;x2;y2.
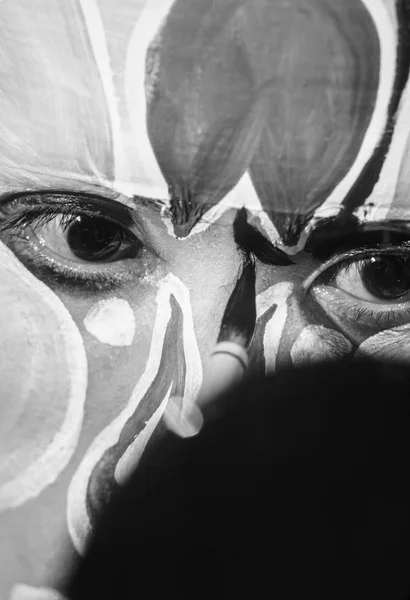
146;0;271;236
247;0;380;246
146;0;381;241
170;85;271;236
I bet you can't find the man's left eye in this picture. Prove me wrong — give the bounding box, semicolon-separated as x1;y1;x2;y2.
305;245;410;334
32;214;142;264
331;255;410;304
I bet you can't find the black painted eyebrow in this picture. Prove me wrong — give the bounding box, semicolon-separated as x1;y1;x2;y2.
1;190;137;224
0;188;169;228
305;214;410;261
233;208;294;265
0;186;167;210
130;194;168;213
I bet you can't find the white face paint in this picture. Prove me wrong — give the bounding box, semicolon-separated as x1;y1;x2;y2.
355;323;410;360
309;0;396;225
256;282;294;373
84;298;135;347
9;584;66;600
359;72;410;224
77;0;171;199
0;241;87;512
291;325;353;367
67;273;202;555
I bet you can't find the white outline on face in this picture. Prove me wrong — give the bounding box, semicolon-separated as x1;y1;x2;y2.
0;240;87;512
256;282;294;373
78;0;171;199
355;61;410;223
67;273;202;555
311;0;397;223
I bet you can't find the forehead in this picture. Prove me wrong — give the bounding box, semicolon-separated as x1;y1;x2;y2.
0;0;407;242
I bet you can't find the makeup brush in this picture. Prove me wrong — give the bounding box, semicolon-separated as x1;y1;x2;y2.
197;257;256;405
164;258;257;438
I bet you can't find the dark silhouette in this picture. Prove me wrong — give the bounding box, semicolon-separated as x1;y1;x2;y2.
68;360;410;600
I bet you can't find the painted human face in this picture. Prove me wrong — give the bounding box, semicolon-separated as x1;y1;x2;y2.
1;0;410;597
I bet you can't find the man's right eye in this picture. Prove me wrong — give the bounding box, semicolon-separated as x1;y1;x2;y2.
0;193;158;293
29;213;142;264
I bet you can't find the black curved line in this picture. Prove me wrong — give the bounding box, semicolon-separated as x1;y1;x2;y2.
85;295;186;527
342;0;410;213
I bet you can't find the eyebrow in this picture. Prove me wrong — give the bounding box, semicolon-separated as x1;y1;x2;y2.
129;194;167;213
0;187;167;218
305;213;410;260
233;208;294;266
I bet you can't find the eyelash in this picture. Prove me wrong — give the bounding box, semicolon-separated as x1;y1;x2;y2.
331;297;410;329
303;245;410;291
306;246;410;330
0;200;144;294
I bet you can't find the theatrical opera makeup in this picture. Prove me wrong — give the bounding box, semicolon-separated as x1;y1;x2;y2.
0;1;410;598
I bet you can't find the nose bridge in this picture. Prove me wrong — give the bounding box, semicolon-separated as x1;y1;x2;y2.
249;278;353;374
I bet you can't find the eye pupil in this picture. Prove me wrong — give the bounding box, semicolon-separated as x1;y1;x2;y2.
66;216;126;261
362;256;410;300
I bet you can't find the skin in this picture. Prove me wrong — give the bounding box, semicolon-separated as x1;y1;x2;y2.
1;0;410;597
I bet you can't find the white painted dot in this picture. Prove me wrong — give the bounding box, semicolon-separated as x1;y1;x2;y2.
290;325;352;367
84;298;135;347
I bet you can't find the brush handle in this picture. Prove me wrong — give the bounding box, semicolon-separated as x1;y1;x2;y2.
196;341;248;409
210;341;249;370
163;342;249;439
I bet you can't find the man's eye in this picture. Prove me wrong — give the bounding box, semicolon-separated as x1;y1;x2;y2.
331;256;410;304
30;214;142;264
0;194;156;294
304;244;410;335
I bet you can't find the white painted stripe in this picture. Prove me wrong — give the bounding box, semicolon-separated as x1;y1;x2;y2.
78;0;127;186
312;0;397;221
356;68;410;222
66;273;202;555
115;273;203;481
256;282;294;373
0;241;87;511
114;390;171;485
124;0;173;200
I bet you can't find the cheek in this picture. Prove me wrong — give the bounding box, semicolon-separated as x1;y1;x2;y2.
355;324;410;360
0;217;241;588
0;242;87;512
67;287;158;450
